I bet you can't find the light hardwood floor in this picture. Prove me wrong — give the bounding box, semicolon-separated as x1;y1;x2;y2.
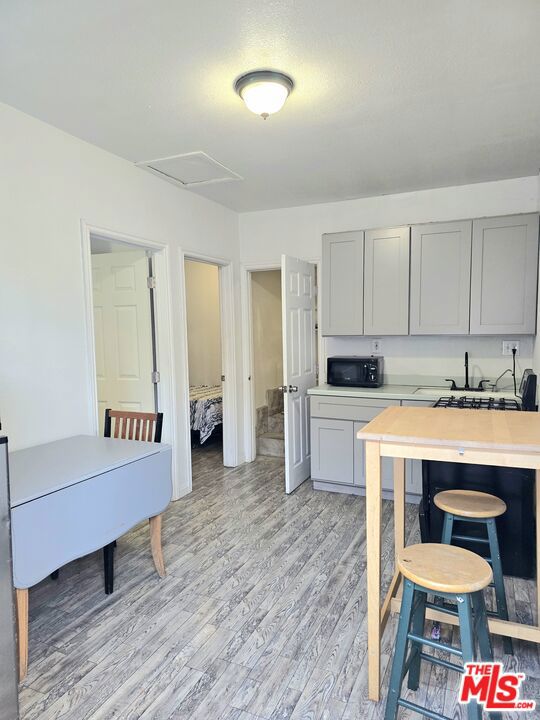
20;446;539;719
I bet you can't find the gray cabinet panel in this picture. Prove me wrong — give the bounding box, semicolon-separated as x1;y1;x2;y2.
321;231;364;335
410;221;472;335
310;395;398;422
353;421;393;490
401;400;433;495
310;418;354;485
470;214;539;335
364;226;410;335
353;421;366;487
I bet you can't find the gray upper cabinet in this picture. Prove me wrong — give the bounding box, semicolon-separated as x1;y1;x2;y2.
321;231;364;335
410;220;472;335
364;226;410;335
470;214;539;335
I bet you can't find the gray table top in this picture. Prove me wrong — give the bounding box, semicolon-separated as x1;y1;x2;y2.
9;435;170;508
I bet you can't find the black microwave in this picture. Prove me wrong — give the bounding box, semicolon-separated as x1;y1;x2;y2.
327;356;384;388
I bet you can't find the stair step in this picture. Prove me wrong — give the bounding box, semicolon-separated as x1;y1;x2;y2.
257;431;285;458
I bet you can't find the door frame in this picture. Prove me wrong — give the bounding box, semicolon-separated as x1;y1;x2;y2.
81;221;181;498
179;250;238;491
240;259;323;464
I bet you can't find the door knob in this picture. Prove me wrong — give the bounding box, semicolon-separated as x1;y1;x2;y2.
278;385;288;393
288;385;299;393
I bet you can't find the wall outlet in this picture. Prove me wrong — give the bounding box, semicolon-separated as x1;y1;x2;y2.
371;339;382;354
502;340;520;356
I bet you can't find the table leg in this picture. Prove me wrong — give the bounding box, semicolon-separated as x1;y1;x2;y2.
536;470;540;626
149;514;166;578
16;588;28;682
393;458;406;563
366;440;382;702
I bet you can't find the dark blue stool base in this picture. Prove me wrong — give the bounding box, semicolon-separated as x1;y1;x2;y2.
384;578;502;720
442;512;512;655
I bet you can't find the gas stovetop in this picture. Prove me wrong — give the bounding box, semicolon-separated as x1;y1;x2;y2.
434;395;521;411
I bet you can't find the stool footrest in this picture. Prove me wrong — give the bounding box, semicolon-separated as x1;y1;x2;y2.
419;652;463;673
397;697;452;720
407;632;463;657
450;532;490;544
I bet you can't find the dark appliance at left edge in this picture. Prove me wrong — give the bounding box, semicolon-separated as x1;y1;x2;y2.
327;355;383;388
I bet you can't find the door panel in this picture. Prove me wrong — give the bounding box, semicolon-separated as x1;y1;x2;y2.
410;221;472;334
91;250;155;434
321;231;364;335
311;418;353;485
282;255;317;493
364;226;410;335
470;214;539;334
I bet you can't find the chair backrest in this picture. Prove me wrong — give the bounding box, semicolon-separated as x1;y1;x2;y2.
104;409;163;443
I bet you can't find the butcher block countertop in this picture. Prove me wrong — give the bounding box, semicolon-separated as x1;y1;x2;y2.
358;405;540;453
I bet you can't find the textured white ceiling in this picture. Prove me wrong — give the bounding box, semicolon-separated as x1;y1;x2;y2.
1;1;539;211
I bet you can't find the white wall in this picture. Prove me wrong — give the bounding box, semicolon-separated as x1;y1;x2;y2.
240;177;540;386
185;260;222;387
251;270;282;408
0;102;241;497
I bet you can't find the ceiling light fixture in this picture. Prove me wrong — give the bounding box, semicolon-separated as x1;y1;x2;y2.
234;70;294;119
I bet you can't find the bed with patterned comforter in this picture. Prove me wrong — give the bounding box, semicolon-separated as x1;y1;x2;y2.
189;385;223;444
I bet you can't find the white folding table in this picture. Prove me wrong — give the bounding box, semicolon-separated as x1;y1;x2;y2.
9;435;172;680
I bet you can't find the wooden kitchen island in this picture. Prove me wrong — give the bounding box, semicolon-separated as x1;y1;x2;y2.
359;405;540;702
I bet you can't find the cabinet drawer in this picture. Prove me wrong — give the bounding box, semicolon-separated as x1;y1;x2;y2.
311;395;398;421
310;418;354;485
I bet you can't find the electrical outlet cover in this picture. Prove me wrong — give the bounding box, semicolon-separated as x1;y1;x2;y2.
502;340;520;356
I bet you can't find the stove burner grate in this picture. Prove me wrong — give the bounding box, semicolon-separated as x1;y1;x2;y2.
434;395;521;411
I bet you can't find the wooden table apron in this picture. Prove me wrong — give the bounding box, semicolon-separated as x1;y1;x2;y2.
363;433;540;703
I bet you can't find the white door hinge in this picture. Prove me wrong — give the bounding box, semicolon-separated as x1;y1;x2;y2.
151;371;160;384
147;276;156;289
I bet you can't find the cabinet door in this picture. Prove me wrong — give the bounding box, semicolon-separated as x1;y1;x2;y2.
470;214;539;335
310;418;354;485
321;231;364;335
364;226;410;335
401;400;432;496
410;221;472;335
354;421;393;490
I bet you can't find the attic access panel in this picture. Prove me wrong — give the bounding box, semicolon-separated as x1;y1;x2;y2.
137;151;242;186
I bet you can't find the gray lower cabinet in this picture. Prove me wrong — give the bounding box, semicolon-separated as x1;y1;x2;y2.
310;418;354;485
310;395;418;496
470;214;539;335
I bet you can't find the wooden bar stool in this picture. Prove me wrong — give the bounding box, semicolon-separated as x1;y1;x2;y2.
385;543;500;720
435;489;512;655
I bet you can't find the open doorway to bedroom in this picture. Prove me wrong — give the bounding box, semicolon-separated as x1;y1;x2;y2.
184;258;224;472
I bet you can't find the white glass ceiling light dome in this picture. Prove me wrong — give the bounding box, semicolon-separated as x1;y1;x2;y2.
234;70;294;119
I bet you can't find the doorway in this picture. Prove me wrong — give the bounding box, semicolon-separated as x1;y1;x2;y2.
89;236;157;434
251;270;284;460
243;257;319;494
184;259;224;469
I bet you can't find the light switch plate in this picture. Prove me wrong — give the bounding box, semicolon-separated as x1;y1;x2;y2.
371;339;382;353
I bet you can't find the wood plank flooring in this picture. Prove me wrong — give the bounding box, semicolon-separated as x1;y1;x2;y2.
19;446;540;719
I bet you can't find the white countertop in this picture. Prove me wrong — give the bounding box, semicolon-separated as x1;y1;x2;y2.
307;383;520;403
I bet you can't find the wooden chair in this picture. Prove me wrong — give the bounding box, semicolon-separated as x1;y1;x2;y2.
102;408;165;594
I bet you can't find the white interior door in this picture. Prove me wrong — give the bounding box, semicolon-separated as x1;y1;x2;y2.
91;250;155;433
281;255;317;493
